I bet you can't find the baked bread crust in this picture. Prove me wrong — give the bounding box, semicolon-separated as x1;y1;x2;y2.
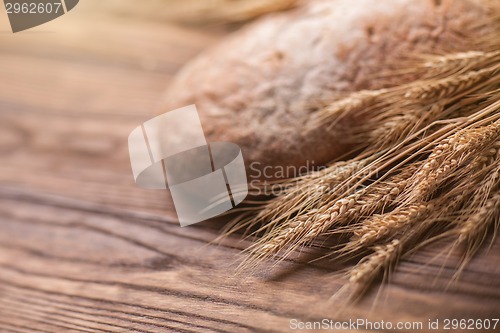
162;0;493;177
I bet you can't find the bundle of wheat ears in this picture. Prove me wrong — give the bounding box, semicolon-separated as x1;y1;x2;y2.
214;15;500;298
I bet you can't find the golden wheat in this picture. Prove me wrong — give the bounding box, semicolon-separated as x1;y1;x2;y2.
221;15;500;298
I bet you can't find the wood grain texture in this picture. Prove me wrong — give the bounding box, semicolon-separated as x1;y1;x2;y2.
0;1;499;332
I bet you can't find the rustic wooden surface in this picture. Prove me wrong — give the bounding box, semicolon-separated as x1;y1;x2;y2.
0;1;499;332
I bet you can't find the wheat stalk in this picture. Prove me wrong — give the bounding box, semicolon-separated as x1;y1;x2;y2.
421;51;500;76
458;192;500;246
349;239;401;286
221;16;500;298
406;121;500;202
352;204;431;247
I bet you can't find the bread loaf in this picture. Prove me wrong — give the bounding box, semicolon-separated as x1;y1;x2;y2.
162;0;494;178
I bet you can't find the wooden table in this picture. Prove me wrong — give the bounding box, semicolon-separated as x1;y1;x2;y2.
0;2;499;332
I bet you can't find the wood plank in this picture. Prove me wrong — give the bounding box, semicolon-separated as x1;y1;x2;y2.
0;107;175;214
0;8;221;72
0;194;499;333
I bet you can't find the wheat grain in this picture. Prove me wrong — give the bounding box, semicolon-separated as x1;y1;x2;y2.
226;26;500;297
422;51;500;76
458;192;500;244
403;64;499;101
353;203;431;246
311;89;387;127
248;164;417;262
408;121;500;202
349;239;401;285
229;160;365;238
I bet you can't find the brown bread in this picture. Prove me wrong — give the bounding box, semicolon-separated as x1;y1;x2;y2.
162;0;494;177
